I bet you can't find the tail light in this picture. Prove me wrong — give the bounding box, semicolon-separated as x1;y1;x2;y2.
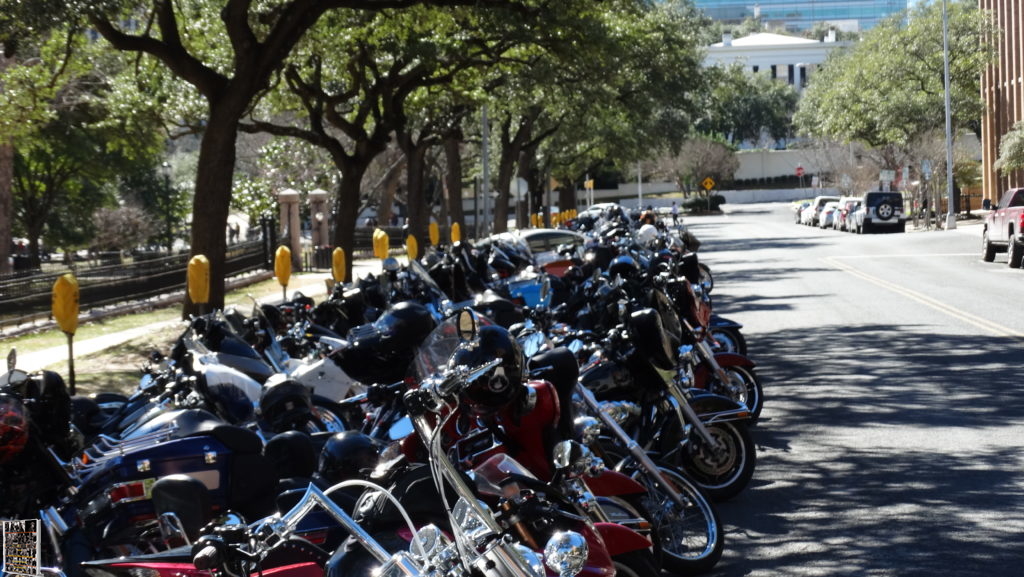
107;480;152;504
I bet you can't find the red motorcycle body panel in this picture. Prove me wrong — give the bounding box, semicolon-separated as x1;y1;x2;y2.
583;469;646;497
593;522;653;556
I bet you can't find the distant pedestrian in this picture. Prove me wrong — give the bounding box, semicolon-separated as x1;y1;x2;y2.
671;201;679;226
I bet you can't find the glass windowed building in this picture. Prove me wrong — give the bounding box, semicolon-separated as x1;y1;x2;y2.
693;0;909;32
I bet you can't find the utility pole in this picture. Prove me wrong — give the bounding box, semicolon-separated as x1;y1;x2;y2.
942;0;957;230
481;105;491;236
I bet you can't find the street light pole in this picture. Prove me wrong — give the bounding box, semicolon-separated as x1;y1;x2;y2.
942;0;957;230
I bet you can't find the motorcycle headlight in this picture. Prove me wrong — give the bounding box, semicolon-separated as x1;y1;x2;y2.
513;543;546;577
543;531;588;577
572;416;602;445
411;524;449;560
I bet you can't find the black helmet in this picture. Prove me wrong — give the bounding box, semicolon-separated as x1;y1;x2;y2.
450;325;524;415
318;431;384;485
264;430;317;480
608;254;640;281
259;379;313;433
374;301;436;352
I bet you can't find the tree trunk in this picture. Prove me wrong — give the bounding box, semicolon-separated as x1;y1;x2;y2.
0;143;12;274
183;107;239;317
443;134;464;234
404;143;429;252
333;162;367;282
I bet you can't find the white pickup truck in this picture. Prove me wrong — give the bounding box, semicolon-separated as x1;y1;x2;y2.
981;188;1024;268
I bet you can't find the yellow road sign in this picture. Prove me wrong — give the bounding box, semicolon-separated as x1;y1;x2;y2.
701;177;716;191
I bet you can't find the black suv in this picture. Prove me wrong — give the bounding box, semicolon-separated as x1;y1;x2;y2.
852;191;906;233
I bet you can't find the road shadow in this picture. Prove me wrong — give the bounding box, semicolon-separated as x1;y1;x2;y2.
710;325;1023;576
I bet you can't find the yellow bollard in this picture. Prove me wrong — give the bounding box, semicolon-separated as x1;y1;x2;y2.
52;274;79;394
275;246;292;301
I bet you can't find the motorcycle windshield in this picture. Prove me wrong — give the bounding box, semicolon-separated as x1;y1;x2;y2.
411;310;495;381
472;453;539;497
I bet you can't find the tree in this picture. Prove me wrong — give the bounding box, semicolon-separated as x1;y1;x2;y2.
4;29;162;267
794;1;995;169
994;121;1024;176
702;64;799;146
73;0;522;315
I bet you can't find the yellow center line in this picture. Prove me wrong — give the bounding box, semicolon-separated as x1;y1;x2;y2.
823;256;1024;339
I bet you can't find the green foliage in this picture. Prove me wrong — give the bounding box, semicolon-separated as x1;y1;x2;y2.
795;1;994;155
701;64;799;145
995;121;1024;175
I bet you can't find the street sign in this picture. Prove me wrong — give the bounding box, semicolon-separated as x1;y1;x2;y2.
795;166;805;177
701;177;716;191
921;159;932;179
880;169;896;183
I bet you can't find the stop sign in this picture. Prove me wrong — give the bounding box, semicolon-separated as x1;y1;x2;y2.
796;166;805;177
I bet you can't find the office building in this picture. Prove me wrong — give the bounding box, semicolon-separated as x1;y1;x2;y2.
693;0;909;32
980;0;1024;201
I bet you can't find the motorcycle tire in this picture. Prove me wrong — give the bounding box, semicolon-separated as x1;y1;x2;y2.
708;327;747;356
598;450;724;575
612;549;661;577
707;364;763;421
697;263;713;293
309;396;353;433
676;421;756;502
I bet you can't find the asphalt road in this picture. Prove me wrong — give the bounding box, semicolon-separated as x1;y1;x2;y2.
684;203;1023;577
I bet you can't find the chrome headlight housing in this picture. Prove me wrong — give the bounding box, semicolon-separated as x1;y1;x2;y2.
572;416;602;445
543;531;588;577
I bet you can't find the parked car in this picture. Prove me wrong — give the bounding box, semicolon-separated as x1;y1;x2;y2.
819;201;840;229
981;187;1024;267
833;197;862;232
801;195;840;226
851;191;906;234
792;200;812;224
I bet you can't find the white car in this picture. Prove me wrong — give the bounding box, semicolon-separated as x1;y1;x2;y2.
819;201;840;229
801;195;840;226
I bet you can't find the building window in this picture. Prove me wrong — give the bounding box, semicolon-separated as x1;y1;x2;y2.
770;64;777;79
788;64;794;85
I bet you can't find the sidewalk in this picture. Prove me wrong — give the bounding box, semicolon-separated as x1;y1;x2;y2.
14;259;385;373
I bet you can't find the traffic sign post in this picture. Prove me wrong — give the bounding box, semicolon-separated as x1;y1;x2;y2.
796;165;805;188
701;177;716;212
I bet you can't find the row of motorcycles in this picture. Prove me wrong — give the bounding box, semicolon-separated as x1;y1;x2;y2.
0;204;763;577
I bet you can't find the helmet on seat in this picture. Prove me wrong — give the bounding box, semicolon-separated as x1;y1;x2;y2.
318;431;385;484
450;325;524;415
374;301;436;352
259;379;314;433
608;254;640;281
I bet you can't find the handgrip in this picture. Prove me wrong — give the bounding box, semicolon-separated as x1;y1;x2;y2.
192;545;221;570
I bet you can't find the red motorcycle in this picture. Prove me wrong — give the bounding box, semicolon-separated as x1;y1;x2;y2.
383;310;662;576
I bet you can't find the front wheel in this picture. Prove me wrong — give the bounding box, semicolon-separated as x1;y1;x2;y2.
708;327;747;356
1008;237;1024;269
982;229;996;262
707;364;763;421
677;421;756;502
621;461;724;575
613;548;662;577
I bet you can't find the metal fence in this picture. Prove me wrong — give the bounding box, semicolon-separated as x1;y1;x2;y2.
0;238;274;327
0;223;457;329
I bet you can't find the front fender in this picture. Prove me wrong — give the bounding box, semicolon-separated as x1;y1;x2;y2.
711;352;755;368
693;352;755;388
688;391;752;422
593;522;652;556
583;469;646;497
